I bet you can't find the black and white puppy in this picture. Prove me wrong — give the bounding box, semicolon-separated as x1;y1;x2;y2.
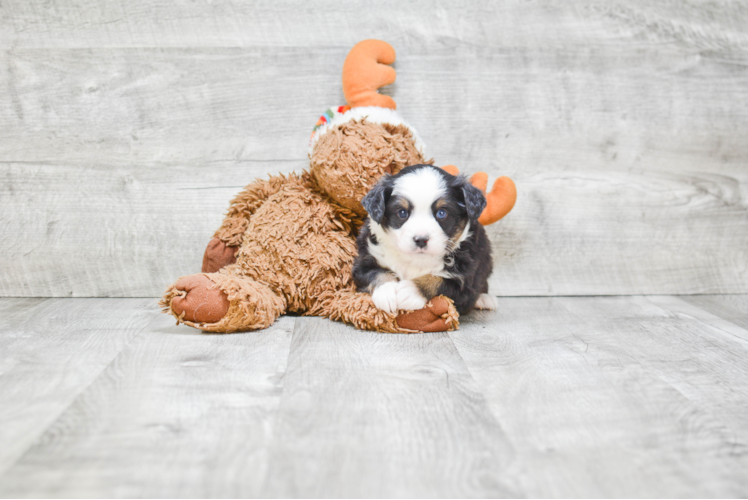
353;164;497;315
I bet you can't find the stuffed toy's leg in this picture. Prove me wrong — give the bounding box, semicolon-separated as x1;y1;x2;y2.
161;275;459;334
312;290;459;333
160;272;286;333
200;175;292;273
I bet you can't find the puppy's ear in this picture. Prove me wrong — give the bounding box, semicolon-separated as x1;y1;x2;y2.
461;181;487;221
362;177;391;224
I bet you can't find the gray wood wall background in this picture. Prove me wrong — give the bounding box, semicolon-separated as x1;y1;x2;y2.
1;0;747;298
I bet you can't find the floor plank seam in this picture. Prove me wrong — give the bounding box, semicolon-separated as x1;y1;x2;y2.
645;296;748;346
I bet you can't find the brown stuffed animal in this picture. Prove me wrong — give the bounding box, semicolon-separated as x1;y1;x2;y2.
160;40;516;334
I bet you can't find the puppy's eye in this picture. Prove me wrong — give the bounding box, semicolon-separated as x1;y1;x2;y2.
397;209;408;219
436;209;447;219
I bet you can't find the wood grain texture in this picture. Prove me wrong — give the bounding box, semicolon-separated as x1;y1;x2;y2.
0;298;154;475
2;0;747;50
450;296;748;497
1;1;747;297
2;160;745;297
259;318;516;498
0;311;295;498
0;161;303;297
647;294;748;343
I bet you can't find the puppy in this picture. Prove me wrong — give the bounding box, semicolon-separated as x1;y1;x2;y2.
353;164;497;315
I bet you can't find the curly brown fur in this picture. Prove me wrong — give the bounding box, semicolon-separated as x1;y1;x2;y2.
213;175;289;246
225;172;358;311
310;119;431;217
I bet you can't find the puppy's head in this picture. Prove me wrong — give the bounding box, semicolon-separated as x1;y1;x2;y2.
362;164;486;257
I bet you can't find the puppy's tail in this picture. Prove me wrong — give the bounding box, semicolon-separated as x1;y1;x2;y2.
342;40;397;110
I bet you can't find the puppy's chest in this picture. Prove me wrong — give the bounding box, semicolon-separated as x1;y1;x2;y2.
368;241;447;280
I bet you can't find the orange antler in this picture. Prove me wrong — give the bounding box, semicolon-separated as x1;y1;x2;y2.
470;173;517;225
441;165;517;225
342;40;397;109
441;164;460;176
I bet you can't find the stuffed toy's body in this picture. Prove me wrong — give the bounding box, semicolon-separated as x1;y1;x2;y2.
160;40;516;334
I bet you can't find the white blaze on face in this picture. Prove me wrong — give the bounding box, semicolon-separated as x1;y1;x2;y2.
391;168;448;256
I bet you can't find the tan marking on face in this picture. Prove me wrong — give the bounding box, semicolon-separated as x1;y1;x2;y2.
412;274;443;299
434;199;449;210
394;198;409;210
449;219;468;243
368;272;398;293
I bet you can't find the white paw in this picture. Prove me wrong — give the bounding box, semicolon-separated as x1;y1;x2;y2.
474;293;497;310
372;281;399;313
394;280;428;311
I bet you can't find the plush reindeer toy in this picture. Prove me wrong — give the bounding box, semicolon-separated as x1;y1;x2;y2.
160;40;516;333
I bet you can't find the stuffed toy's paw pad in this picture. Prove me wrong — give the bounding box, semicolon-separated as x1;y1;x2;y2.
202;237;238;273
170;274;230;324
395;295;459;333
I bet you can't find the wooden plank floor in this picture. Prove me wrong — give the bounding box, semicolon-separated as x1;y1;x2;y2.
0;296;747;498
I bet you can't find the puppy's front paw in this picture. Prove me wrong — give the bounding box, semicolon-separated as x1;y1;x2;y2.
395;280;428;311
474;293;497;310
372;281;399;313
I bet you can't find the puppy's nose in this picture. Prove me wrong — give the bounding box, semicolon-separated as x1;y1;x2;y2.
414;236;429;249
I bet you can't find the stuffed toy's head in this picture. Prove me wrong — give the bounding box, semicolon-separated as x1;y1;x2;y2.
308;39;517;225
308;40;429;217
